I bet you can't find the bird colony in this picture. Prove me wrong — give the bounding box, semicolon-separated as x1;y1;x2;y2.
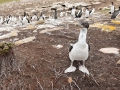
0;1;120;75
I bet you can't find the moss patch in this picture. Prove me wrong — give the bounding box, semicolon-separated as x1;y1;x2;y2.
0;0;19;4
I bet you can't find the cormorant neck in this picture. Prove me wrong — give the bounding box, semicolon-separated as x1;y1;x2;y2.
78;28;87;41
54;10;57;19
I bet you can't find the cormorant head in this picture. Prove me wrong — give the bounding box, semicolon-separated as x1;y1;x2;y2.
119;6;120;10
72;6;75;9
79;21;89;29
111;2;114;5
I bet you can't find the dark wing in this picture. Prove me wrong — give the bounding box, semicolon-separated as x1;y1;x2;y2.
88;44;90;51
89;10;92;14
111;10;119;19
77;10;82;18
75;11;78;17
69;45;73;52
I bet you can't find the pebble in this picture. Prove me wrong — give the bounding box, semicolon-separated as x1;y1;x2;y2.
117;60;120;65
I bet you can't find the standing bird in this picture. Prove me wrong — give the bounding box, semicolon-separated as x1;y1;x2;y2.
71;6;76;17
109;2;115;14
31;13;39;21
65;21;90;75
85;8;90;18
85;8;95;18
75;7;84;18
51;8;58;19
111;6;120;19
90;8;95;15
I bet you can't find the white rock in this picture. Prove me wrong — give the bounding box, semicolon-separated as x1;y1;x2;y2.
52;44;63;49
33;30;37;32
92;2;101;5
117;60;120;65
15;36;36;46
99;47;119;54
0;31;18;39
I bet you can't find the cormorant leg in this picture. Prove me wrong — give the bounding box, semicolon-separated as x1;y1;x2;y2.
64;61;76;73
79;60;89;75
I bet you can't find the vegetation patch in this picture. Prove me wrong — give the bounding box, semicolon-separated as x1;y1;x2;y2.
0;0;19;4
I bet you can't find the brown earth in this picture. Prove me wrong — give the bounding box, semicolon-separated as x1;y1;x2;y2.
0;0;120;90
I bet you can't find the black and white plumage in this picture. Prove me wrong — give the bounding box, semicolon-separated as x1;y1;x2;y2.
22;16;30;25
75;7;84;18
31;14;39;21
65;21;90;75
85;8;90;18
71;6;76;17
85;8;95;18
51;8;58;19
111;6;120;19
109;2;115;14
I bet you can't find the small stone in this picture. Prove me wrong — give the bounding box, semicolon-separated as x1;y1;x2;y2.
99;47;119;54
117;60;120;65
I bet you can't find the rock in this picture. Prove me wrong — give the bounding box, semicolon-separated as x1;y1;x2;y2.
35;20;45;25
92;2;101;5
65;3;74;10
30;9;37;13
99;47;119;54
15;36;36;46
98;7;110;10
75;2;91;7
117;60;120;65
94;0;99;1
0;31;18;40
38;24;56;30
33;30;37;33
52;44;63;49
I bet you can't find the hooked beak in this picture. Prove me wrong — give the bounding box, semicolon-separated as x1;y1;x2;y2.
75;22;83;28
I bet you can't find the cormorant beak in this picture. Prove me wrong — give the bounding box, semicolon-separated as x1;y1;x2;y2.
75;22;84;28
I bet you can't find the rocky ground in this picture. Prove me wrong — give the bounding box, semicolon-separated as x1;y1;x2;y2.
0;0;120;90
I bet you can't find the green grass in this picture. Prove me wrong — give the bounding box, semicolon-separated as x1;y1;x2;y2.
0;0;19;4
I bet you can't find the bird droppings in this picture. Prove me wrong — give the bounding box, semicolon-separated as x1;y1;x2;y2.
90;23;116;32
99;47;119;54
14;36;36;46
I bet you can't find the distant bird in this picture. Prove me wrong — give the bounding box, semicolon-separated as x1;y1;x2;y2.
75;7;84;18
31;13;38;21
85;8;90;18
90;8;95;15
85;8;95;18
111;6;120;19
109;2;115;14
51;8;58;19
60;12;64;17
71;6;76;17
65;21;90;75
22;16;30;25
0;16;3;24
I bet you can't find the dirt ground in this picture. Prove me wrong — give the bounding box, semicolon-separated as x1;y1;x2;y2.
0;0;120;90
